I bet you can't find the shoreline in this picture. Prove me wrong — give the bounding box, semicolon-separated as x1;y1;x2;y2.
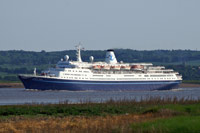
179;83;200;88
0;83;24;88
0;82;200;89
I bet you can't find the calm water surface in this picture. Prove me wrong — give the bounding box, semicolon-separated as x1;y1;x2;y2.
0;87;200;105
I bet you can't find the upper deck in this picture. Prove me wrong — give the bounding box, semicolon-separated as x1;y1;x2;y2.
38;45;182;81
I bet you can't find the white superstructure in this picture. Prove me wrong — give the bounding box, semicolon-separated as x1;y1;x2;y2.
40;46;182;82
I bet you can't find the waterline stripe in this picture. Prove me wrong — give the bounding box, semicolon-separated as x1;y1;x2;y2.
34;79;180;85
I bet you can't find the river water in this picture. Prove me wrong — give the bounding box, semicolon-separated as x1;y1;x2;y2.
0;87;200;105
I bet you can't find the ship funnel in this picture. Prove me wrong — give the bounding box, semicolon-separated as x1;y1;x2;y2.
105;49;117;64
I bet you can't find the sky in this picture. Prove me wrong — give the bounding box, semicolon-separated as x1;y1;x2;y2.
0;0;200;51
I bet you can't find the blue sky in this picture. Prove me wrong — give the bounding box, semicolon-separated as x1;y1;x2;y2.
0;0;200;51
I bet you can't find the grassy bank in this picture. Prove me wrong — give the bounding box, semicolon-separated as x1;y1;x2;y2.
0;97;200;117
131;116;200;133
0;97;200;132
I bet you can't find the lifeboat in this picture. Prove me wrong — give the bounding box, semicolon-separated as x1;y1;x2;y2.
41;73;45;76
131;65;144;70
121;66;131;70
40;71;49;76
110;66;121;70
93;65;101;69
101;65;110;70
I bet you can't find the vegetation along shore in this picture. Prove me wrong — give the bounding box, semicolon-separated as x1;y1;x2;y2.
0;49;200;82
0;97;200;132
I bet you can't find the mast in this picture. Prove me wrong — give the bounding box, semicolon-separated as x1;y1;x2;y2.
76;43;84;62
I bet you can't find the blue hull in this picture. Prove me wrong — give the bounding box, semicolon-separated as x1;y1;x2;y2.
18;75;181;91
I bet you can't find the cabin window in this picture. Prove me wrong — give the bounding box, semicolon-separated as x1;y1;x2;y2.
124;75;134;77
93;75;103;77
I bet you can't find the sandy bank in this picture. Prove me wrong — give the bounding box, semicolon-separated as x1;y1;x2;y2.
0;83;23;88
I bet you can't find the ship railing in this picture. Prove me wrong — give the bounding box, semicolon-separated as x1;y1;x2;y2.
92;70;144;74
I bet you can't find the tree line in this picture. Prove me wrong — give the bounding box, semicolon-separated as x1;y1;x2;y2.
1;49;200;65
0;49;200;81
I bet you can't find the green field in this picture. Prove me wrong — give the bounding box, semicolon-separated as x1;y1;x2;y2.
0;100;200;117
0;98;200;132
131;116;200;133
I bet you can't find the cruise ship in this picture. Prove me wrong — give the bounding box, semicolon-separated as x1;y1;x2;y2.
18;46;182;91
